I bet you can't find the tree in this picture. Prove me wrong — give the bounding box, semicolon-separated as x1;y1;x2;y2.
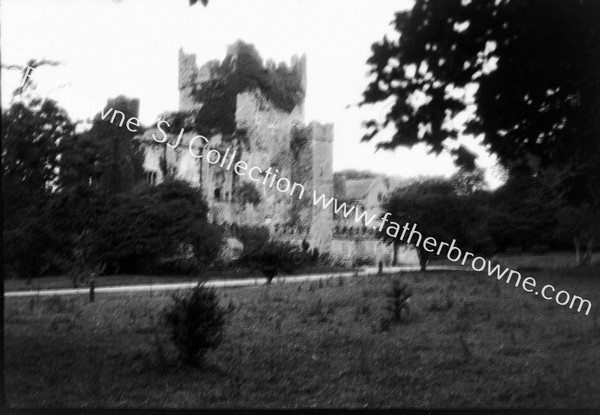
87;180;223;274
380;178;490;271
147;180;223;271
164;284;225;367
450;166;486;196
551;151;600;264
41;186;103;282
236;241;301;284
362;0;600;264
2;93;75;280
2;99;72;197
556;205;599;266
362;0;599;169
51;97;146;276
78;96;145;195
486;173;560;251
235;225;270;251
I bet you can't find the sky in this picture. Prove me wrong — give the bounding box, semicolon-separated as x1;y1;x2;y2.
1;0;503;186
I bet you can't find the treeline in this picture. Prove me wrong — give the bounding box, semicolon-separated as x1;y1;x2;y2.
382;168;596;271
3;91;223;282
361;0;600;271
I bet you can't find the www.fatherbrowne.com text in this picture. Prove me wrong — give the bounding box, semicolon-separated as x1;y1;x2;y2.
100;106;593;316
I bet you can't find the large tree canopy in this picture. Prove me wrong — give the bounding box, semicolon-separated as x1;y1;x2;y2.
362;0;599;173
2;98;74;279
362;0;600;263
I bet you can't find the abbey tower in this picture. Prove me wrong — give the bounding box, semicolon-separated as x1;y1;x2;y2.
171;42;334;253
138;41;402;263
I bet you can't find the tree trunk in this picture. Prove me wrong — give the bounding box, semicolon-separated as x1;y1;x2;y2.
264;266;277;285
417;246;429;272
583;237;594;266
574;237;582;265
392;243;399;266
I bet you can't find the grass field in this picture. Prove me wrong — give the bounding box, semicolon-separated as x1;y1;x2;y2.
4;267;600;408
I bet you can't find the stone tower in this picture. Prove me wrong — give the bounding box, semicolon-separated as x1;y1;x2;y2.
178;48;200;111
174;43;333;253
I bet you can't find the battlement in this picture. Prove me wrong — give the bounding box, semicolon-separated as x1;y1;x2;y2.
178;41;307;114
178;48;198;91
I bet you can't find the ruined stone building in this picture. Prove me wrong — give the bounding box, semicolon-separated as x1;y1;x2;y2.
333;175;390;229
139;41;333;254
139;41;417;265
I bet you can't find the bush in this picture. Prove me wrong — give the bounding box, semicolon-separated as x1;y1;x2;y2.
87;181;223;274
385;279;412;323
156;256;201;275
235;225;270;254
353;255;375;267
236;240;301;284
163;284;226;367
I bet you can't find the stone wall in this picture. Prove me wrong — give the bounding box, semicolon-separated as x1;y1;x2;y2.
234;90;304;226
139;129;203;187
330;238;419;266
211;222;419;266
307;122;334;253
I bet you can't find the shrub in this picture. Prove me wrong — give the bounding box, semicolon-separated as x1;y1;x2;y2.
156;256;201;275
317;253;348;268
163;284;225;367
353;255;375;267
311;247;320;263
235;225;270;254
378;316;392;332
385;279;412;323
302;238;310;253
87;181;222;274
236;240;301;284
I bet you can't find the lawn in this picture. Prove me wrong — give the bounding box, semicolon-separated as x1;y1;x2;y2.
4;268;600;408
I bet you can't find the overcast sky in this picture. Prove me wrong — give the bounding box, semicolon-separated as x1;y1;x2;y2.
1;0;503;185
